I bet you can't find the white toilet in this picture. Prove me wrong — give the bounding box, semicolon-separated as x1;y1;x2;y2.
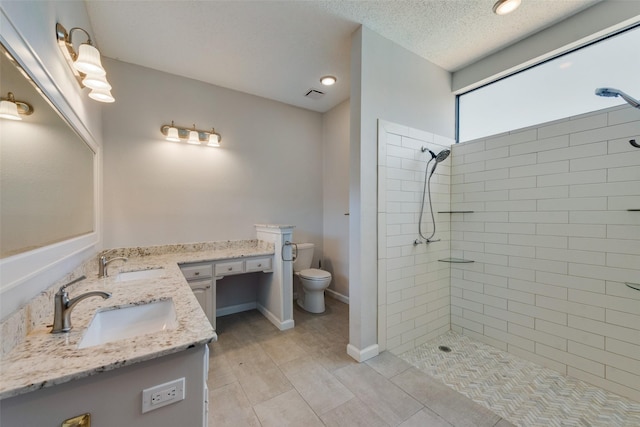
293;243;332;313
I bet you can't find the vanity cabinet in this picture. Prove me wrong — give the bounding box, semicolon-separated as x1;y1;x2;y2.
180;255;273;330
180;263;214;325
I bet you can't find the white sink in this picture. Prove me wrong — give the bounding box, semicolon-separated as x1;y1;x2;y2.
78;299;178;349
115;268;165;282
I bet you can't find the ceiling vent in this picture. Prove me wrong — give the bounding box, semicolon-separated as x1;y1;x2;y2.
305;89;325;100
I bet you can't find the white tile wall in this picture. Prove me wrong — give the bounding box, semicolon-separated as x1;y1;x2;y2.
377;120;454;354
450;105;640;401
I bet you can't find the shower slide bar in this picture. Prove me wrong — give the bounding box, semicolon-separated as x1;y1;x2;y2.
626;283;640;292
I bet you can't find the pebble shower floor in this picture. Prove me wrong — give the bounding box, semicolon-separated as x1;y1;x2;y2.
400;331;640;427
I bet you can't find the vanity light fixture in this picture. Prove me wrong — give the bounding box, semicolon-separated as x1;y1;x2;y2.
320;75;337;86
56;23;115;103
0;92;33;120
492;0;521;15
160;123;222;147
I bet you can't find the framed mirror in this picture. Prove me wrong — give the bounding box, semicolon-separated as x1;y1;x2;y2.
0;10;100;317
1;44;95;258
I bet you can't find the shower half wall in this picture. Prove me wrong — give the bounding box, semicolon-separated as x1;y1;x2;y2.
377;120;455;353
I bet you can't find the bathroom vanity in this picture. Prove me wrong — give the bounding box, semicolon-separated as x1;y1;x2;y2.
0;226;295;426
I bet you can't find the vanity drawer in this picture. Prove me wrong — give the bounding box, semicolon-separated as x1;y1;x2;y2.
215;260;244;276
181;264;213;280
245;257;272;272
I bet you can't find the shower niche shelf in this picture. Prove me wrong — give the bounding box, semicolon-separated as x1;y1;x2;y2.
438;211;474;214
438;258;474;263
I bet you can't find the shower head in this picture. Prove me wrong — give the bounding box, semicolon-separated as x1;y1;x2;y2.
435;149;450;163
428;149;451;177
595;87;640;109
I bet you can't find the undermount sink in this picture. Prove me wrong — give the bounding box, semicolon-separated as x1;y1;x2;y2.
115;268;166;282
78;299;178;349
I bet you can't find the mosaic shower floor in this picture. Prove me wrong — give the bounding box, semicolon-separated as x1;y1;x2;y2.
400;331;640;427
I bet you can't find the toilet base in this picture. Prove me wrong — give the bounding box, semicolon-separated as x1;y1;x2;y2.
297;291;325;314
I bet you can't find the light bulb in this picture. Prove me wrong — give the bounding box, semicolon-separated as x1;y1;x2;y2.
187;130;200;144
207;133;220;147
82;73;112;90
88;88;115;103
166;126;180;142
493;0;521;15
320;75;337;86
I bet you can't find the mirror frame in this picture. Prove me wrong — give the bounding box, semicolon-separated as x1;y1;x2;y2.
0;10;100;317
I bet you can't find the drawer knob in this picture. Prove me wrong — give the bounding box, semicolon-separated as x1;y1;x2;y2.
195;272;200;276
257;264;262;267
228;267;233;271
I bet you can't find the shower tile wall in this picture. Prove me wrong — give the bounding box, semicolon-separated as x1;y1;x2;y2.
450;105;640;402
377;120;455;354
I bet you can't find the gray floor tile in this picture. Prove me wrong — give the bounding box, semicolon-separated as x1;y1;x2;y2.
261;333;310;366
365;351;412;378
493;418;516;427
209;381;261;427
334;363;423;425
281;356;354;415
398;408;454;427
320;397;390;427
391;367;501;427
253;388;325;427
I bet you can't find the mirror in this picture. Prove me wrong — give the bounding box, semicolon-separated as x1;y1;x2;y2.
0;44;95;258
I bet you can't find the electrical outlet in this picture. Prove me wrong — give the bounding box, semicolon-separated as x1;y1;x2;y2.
142;378;185;413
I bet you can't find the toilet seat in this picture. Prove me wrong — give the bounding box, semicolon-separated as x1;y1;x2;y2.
299;268;331;281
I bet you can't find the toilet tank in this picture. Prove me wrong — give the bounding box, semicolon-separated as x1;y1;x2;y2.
292;243;314;273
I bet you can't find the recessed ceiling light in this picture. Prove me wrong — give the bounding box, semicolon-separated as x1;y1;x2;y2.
493;0;521;15
320;75;337;86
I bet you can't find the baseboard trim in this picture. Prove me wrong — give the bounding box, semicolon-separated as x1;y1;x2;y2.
347;343;379;362
256;303;295;331
216;302;257;317
325;288;349;304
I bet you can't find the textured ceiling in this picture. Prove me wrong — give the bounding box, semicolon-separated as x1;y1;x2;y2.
86;0;600;113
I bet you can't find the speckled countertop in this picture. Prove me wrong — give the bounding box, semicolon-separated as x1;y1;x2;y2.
0;239;275;400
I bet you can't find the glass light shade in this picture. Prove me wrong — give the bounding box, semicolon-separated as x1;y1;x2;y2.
0;100;22;120
88;88;115;103
73;43;106;76
82;73;112;90
207;133;220;147
493;0;521;15
187;130;201;144
166;126;180;142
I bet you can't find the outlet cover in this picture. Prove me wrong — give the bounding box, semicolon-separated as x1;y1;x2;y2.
142;378;185;413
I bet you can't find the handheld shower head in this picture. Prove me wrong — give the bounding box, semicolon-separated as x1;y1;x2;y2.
595;87;640;109
429;149;451;177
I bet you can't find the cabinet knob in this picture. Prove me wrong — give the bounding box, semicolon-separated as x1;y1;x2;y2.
257;264;262;267
205;285;211;289
194;272;200;276
228;267;233;271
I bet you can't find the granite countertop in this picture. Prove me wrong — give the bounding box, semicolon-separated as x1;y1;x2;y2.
0;240;275;400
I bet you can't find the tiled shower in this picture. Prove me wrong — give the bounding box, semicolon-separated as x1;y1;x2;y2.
377;105;640;402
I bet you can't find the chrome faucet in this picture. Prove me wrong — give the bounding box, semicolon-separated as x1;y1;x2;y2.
51;275;111;333
98;254;128;278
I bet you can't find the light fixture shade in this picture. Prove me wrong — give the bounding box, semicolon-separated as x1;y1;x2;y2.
166;126;180;142
82;73;112;90
88;88;115;103
493;0;521;15
73;43;106;76
187;130;200;144
0;99;22;120
207;133;221;147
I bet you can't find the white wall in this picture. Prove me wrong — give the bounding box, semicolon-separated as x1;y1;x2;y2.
322;99;350;299
102;59;324;250
377;121;454;354
349;26;455;360
450;105;640;401
452;1;640;93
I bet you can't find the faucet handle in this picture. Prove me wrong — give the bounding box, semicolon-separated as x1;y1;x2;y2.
57;275;86;295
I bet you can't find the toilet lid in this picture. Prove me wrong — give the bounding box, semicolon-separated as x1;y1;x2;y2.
300;268;331;280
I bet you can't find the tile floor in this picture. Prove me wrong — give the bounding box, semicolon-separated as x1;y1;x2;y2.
401;331;640;427
208;298;512;427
